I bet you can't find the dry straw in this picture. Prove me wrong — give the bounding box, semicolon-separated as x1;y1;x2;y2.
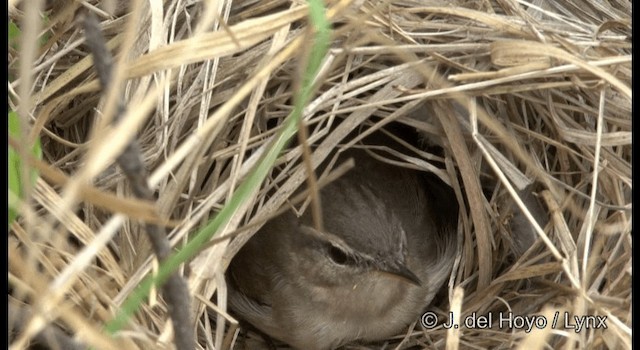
9;0;630;349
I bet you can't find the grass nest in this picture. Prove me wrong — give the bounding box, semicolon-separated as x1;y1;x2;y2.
9;0;631;349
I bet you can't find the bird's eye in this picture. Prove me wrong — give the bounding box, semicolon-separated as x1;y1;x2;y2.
327;245;350;265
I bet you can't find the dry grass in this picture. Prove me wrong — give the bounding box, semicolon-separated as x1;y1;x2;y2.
8;0;631;349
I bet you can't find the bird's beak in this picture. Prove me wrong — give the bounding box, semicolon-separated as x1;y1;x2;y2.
378;261;422;286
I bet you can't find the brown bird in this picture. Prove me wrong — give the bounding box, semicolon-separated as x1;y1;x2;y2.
227;143;458;350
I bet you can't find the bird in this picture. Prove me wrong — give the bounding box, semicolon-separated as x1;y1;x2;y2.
226;137;458;350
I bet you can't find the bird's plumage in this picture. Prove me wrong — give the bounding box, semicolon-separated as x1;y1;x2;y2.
227;145;458;350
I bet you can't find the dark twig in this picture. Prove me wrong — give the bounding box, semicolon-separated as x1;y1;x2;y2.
80;11;194;350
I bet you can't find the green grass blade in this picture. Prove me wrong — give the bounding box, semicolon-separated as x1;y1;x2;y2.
106;0;332;333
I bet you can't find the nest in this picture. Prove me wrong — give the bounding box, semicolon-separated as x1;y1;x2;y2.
9;0;631;349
